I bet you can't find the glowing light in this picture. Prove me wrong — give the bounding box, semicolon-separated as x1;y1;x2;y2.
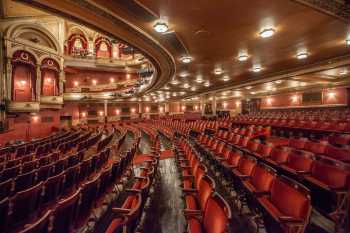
20;80;27;86
194;105;199;111
245;86;252;90
267;98;272;104
253;65;262;73
46;78;52;83
81;112;87;117
181;105;186;111
238;54;249;61
126;74;131;80
32;116;39;122
74;81;79;87
145;106;150;112
153;21;169;33
259;28;275;38
235;101;241;107
99;111;104;116
131;108;136;113
92;80;97;85
110;78;115;83
180;56;192;64
291;95;298;103
297;52;308;60
327;91;336;98
214;68;223;75
159;106;164;112
115;109;120;115
223;102;228;109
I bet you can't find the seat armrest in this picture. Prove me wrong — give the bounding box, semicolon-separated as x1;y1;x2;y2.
125;188;141;193
279;216;303;223
181;165;191;169
183;209;202;217
134;176;147;180
182;188;198;194
253;191;270;196
297;170;310;175
112;208;130;214
238;174;250;180
216;157;227;161
182;175;194;179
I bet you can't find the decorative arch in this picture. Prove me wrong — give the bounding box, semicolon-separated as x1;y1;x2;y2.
41;58;60;96
11;50;37;102
95;36;112;58
5;23;61;54
67;33;88;56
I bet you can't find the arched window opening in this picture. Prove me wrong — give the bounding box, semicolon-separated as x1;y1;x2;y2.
95;37;112;58
67;34;88;57
11;50;37;102
41;58;60;96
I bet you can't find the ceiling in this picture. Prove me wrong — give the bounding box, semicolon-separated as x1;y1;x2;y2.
10;0;350;101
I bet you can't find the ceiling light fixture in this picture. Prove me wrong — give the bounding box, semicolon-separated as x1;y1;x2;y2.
222;75;230;81
253;66;262;72
237;54;249;61
214;68;223;75
183;83;190;88
297;52;308;60
275;80;282;84
250;92;256;95
340;70;348;75
346;39;350;46
153;21;169;33
180;56;192;64
245;86;252;90
204;82;210;87
259;28;275;38
171;80;179;85
191;87;197;91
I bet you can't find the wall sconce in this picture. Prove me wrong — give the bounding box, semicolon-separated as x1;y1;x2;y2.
181;105;186;111
223;102;228;109
46;78;52;83
99;111;104;116
131;108;136;114
145;106;150;112
159;106;164;112
266;97;272;105
32;116;39;122
110;78;115;83
92;80;97;85
327;91;336;98
115;109;120;115
18;80;27;86
126;74;131;80
74;81;79;87
291;95;298;103
81;112;87;118
194;105;198;111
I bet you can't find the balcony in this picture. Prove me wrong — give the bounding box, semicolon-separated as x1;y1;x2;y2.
7;101;40;113
40;96;64;109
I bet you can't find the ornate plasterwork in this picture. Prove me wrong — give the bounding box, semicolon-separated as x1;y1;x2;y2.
292;0;350;22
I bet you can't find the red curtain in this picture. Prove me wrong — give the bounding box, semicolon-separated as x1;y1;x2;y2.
12;64;35;101
41;70;58;96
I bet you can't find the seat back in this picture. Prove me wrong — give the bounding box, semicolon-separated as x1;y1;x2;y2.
10;182;43;229
256;143;273;158
289;138;307;150
198;175;216;210
203;193;232;233
237;156;256;176
194;165;207;189
311;157;350;189
227;151;242;167
18;210;52;233
52;188;81;233
304;141;327;155
0;198;9;233
246;140;259;153
251;164;276;192
270;177;311;221
285;152;314;172
42;172;64;206
270;148;289;164
77;174;100;223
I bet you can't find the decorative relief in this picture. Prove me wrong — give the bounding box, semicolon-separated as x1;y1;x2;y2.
292;0;350;22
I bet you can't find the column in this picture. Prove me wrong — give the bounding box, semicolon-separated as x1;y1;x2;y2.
59;71;65;95
212;93;217;116
36;65;41;102
104;100;108;123
200;95;205;116
138;102;142;118
6;59;12;100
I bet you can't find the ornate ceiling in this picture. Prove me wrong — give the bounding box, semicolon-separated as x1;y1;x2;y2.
9;0;350;102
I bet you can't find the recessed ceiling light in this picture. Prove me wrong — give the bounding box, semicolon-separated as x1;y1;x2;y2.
253;66;262;72
237;54;249;61
191;87;196;91
171;80;179;85
339;70;348;75
297;52;308;60
179;72;189;78
164;86;170;90
259;28;275;38
214;68;223;75
272;87;277;91
172;92;177;97
346;39;350;46
204;82;210;87
275;80;282;84
222;75;230;82
153;21;169;33
245;86;252;90
183;83;190;88
300;82;307;87
250;91;256;95
196;78;204;83
180;56;192;64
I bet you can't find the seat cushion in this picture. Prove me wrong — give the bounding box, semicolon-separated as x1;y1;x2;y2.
183;180;193;189
185;195;198;210
258;196;283;221
187;218;203;233
105;218;123;233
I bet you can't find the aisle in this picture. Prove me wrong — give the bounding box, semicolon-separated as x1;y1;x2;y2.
141;134;186;233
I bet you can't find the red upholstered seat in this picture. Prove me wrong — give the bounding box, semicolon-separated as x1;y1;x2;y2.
288;138;307;150
243;164;276;195
222;150;242;169
303;141;327;155
280;152;314;176
258;177;311;233
264;148;289;166
324;145;350;162
186;193;232;233
252;143;273;158
232;156;256;179
184;175;215;211
18;210;52;233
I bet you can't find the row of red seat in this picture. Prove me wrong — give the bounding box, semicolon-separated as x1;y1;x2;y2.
105;132;161;233
174;138;232;233
0;127;132;233
197;132;350;233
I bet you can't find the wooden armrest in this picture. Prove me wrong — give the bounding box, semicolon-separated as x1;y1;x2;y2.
125;188;141;193
279;216;303;223
112;207;130;214
182;188;198;194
